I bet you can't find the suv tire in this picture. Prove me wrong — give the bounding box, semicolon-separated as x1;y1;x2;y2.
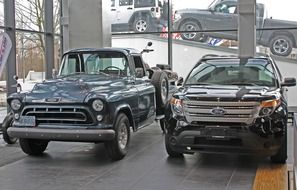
133;16;151;32
270;35;293;57
105;113;130;161
165;133;183;158
151;71;169;114
180;21;208;42
2;114;18;144
270;127;287;164
19;139;48;156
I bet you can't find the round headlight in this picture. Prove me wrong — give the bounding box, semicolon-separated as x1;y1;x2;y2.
92;99;104;112
11;99;22;111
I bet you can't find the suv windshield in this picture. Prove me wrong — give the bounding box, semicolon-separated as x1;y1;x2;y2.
185;58;278;87
59;52;129;77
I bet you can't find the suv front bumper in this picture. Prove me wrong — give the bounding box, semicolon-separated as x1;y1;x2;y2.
167;122;284;156
8;127;115;142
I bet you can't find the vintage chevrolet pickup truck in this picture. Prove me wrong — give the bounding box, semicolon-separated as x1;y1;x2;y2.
5;46;176;160
165;55;296;163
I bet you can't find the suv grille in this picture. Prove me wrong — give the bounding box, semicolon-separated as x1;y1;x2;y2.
184;100;260;125
22;105;95;125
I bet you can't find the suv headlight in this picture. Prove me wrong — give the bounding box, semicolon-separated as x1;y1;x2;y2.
259;99;281;117
92;99;104;112
170;97;184;116
11;99;22;111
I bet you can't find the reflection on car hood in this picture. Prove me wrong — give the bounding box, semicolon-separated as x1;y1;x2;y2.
25;75;127;103
177;85;279;101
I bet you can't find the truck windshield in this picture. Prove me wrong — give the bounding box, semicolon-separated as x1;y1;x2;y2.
185;58;278;87
59;52;129;77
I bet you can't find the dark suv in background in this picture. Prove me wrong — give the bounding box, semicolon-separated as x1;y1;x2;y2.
165;55;296;163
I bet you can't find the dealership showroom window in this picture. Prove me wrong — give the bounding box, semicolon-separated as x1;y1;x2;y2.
0;0;297;190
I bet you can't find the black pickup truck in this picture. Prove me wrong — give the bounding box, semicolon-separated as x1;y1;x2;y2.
165;55;296;163
6;46;176;160
173;0;297;57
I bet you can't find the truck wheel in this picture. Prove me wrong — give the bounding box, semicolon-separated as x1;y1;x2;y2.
180;21;207;42
105;113;130;161
133;16;151;32
2;114;18;144
19;139;48;156
151;71;169;114
165;133;183;158
270;127;287;164
270;35;293;57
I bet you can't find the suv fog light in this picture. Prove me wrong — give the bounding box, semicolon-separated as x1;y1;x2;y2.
97;115;103;122
14;113;20;120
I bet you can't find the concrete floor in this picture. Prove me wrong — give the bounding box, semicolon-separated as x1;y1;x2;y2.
0;123;279;190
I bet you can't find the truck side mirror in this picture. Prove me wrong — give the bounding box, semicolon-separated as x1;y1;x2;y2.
281;77;296;87
177;77;184;86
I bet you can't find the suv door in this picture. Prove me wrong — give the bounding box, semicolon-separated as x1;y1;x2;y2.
116;0;134;24
132;55;155;128
205;2;238;40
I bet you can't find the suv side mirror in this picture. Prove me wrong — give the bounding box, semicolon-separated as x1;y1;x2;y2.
281;77;296;87
177;77;184;86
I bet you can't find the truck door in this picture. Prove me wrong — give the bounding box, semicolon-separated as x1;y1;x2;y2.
205;2;238;40
116;0;134;24
132;55;155;128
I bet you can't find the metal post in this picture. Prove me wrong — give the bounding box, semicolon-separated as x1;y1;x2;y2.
44;0;54;79
167;0;173;69
4;0;17;98
238;0;256;58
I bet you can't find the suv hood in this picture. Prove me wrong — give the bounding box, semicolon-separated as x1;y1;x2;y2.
25;75;127;103
178;85;279;101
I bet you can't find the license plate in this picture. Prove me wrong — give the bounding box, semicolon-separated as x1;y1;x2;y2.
14;116;36;127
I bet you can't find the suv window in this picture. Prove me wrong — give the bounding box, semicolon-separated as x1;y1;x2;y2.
186;59;277;87
119;0;133;6
134;0;156;8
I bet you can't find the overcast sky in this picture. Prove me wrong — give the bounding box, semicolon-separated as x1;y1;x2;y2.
173;0;297;22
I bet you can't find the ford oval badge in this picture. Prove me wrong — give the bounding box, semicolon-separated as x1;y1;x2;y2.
210;107;226;116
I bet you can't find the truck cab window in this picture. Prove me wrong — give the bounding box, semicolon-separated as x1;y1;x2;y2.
111;0;115;7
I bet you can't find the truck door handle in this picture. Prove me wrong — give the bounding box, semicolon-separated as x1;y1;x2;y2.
127;7;133;10
111;9;116;11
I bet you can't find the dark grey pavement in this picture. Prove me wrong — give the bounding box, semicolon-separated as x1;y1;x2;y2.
0;123;265;190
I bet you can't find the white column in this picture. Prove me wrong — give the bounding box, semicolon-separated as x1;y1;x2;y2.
62;0;111;52
238;0;256;57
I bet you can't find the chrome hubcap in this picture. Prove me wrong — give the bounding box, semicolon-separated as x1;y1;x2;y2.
273;39;289;55
118;123;128;150
183;24;197;39
161;79;168;103
136;20;147;32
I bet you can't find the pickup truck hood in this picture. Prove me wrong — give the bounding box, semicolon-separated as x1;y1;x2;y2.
25;75;127;103
176;8;211;15
178;85;279;101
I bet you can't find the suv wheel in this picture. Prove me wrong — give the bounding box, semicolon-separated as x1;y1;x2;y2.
180;21;208;42
105;113;130;161
19;139;48;156
165;133;183;158
270;35;293;57
2;114;18;144
133;17;150;32
271;127;287;164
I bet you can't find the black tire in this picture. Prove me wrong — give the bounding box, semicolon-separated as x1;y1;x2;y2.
151;71;169;114
105;113;130;161
19;139;48;156
2;114;18;144
180;21;208;42
270;35;293;57
159;118;166;133
271;127;287;164
133;16;151;33
165;133;183;158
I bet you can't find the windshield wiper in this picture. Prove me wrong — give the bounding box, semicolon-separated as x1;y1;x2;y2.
228;82;259;86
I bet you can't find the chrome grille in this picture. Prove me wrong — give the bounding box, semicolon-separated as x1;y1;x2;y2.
183;100;260;125
22;105;95;125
